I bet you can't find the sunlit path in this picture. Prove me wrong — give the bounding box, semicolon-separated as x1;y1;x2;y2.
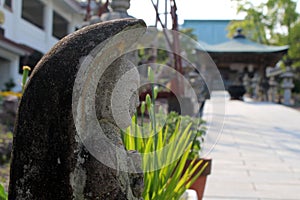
203;98;300;200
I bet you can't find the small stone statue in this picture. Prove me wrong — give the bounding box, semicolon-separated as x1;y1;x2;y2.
77;56;144;199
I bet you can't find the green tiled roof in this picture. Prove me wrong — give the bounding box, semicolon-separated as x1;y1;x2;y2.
201;37;289;53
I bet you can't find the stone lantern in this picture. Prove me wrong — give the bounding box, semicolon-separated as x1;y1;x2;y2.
280;66;294;105
243;73;251;95
268;76;278;102
251;73;259;99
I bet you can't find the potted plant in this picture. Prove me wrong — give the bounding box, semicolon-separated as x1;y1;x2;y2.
122;67;211;199
122;93;208;200
122;116;208;199
160;111;211;200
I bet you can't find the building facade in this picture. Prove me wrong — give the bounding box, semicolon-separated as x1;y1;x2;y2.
0;0;84;91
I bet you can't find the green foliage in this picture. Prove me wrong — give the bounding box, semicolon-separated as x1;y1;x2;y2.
293;77;300;93
156;49;169;64
289;22;300;68
122;115;207;200
179;28;198;41
0;183;8;200
228;0;300;66
138;48;169;65
22;66;31;93
122;69;207;199
156;111;206;159
227;19;267;44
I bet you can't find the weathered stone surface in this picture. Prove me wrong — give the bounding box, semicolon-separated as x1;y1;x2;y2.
9;19;146;200
0;96;18;127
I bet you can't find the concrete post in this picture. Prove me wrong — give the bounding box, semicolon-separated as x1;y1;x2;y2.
43;1;53;45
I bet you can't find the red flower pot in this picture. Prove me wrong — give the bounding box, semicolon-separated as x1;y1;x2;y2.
184;158;212;200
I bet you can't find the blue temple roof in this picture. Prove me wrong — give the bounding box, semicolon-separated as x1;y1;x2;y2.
203;37;289;53
181;20;289;53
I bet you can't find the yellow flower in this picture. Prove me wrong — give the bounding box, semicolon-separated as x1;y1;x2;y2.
0;91;22;98
22;66;31;71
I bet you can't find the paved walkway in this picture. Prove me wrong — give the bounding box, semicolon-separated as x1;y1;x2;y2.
202;98;300;200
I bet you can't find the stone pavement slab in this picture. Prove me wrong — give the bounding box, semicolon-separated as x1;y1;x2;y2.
202;99;300;200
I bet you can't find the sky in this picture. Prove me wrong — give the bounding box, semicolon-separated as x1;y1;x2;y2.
128;0;300;26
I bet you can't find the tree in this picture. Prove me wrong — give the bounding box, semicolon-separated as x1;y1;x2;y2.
289;22;300;67
228;0;300;67
228;1;268;44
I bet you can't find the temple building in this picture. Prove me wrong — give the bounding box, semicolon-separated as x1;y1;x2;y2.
181;19;290;100
199;29;289;89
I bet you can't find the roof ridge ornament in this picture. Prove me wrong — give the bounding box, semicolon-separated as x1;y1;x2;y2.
233;28;246;39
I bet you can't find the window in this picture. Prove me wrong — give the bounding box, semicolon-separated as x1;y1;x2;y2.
4;0;12;10
22;0;44;29
52;11;69;39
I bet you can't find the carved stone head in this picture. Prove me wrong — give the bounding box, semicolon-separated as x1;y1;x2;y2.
95;56;140;129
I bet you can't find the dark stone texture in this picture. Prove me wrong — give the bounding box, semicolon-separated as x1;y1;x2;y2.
0;96;18;128
8;19;146;200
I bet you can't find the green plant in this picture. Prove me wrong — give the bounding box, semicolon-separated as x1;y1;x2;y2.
0;183;8;200
123;116;206;200
121;67;207;200
157;111;206;159
22;66;31;93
